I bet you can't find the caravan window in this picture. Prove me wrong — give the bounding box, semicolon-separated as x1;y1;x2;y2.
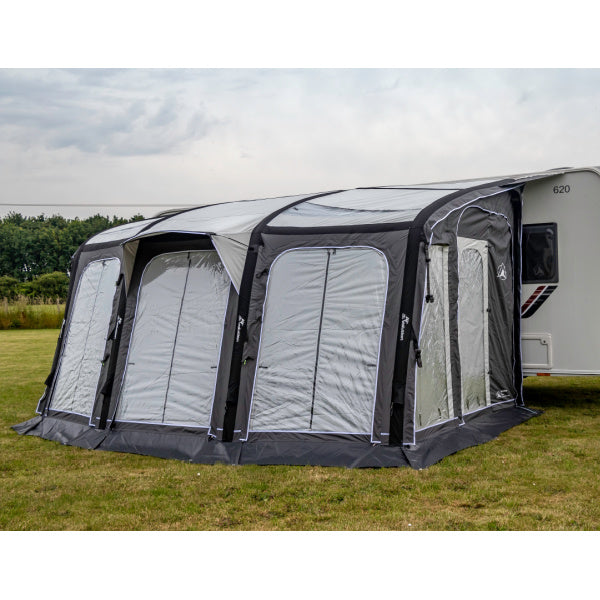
522;223;558;283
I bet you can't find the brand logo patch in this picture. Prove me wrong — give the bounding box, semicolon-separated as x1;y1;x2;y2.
400;313;410;341
497;263;507;280
495;389;511;400
235;316;246;343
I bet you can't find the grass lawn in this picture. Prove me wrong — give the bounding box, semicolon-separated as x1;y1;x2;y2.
1;329;599;530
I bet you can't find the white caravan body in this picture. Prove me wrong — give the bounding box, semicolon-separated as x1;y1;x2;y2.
520;168;600;375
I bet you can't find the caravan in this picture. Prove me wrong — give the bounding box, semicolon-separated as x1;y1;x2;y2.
520;169;600;375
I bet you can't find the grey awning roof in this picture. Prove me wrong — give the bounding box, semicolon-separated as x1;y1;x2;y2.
96;166;599;293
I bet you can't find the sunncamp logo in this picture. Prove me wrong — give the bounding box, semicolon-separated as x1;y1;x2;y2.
235;316;246;343
497;263;507;280
400;313;410;341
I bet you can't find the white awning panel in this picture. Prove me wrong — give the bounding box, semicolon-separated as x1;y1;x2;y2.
136;194;313;237
124;194;317;293
270;188;456;227
211;233;251;293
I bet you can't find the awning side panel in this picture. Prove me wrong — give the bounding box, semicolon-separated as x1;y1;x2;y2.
50;258;121;416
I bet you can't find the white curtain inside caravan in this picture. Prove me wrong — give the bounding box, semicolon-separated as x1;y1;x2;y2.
115;250;230;426
249;247;388;435
50;258;121;416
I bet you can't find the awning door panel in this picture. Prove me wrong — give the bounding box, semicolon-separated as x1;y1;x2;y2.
115;250;230;427
457;237;490;413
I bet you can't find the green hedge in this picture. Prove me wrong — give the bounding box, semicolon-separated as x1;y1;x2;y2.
0;272;70;301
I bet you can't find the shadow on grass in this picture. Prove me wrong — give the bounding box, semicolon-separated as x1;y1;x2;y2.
523;376;600;409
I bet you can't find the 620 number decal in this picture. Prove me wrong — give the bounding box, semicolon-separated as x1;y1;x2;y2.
553;185;571;194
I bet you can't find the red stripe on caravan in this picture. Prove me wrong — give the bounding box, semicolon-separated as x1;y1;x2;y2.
522;285;558;318
521;285;546;315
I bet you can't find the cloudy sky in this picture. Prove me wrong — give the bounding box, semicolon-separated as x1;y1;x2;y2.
1;68;599;219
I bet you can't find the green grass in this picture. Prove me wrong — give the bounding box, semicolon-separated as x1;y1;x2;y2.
1;329;599;530
0;297;64;329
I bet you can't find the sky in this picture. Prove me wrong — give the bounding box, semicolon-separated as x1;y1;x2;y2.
1;68;599;220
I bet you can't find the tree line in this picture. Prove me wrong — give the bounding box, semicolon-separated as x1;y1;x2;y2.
0;213;145;301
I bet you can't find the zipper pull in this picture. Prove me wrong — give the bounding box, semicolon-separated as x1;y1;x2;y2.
414;339;423;368
425;243;434;303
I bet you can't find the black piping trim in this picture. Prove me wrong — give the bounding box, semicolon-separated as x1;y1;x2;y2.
511;189;524;405
76;217;163;252
263;221;412;235
83;231;214;251
81;240;132;252
97;280;127;429
263;222;413;235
